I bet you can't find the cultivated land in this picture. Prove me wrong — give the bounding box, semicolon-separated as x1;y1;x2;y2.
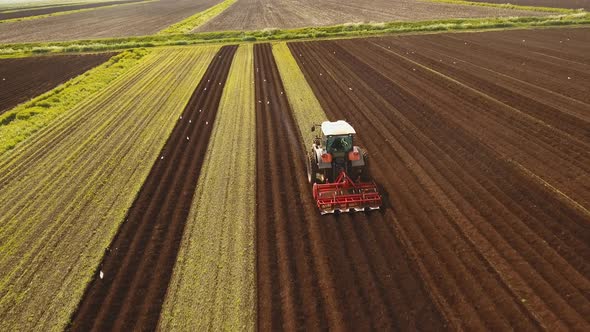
0;46;219;332
0;0;223;43
0;53;112;114
159;44;256;332
254;43;444;330
0;0;145;21
195;0;544;32
467;0;589;10
70;45;236;332
289;27;590;329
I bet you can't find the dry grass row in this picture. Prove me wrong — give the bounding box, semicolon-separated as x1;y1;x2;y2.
159;44;256;332
0;45;219;331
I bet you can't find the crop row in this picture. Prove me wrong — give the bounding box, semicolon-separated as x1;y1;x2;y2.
0;46;219;331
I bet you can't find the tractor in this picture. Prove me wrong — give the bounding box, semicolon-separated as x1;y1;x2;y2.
307;120;382;214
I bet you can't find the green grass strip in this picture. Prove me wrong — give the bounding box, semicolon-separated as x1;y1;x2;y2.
272;42;327;147
0;49;148;155
424;0;579;13
159;44;256;331
1;12;588;57
158;0;236;35
0;0;157;24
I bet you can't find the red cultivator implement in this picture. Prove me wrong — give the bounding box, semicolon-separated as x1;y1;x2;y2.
313;171;382;215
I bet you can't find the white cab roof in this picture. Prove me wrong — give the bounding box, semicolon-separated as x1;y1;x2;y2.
321;120;356;136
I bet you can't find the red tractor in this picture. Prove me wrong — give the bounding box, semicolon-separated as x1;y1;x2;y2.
307;120;382;214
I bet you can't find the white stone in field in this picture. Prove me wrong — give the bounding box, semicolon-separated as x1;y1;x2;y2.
189;120;191;123
187;136;190;140
199;109;202;112
180;116;182;119
568;77;571;80
100;271;104;279
204;87;207;91
161;156;164;160
206;121;209;125
349;87;352;90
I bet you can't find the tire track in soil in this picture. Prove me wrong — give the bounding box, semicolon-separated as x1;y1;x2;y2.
254;43;444;331
69;45;237;332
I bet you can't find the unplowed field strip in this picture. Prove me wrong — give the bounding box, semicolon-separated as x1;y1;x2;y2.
0;53;113;114
70;45;237;331
289;29;590;330
254;43;444;330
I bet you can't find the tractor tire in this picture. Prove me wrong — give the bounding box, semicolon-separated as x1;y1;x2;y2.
359;151;370;181
307;153;319;184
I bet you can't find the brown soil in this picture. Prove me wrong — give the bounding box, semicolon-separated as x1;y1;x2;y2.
288;27;590;330
0;0;222;43
68;45;237;332
468;0;589;9
254;43;445;330
0;53;113;115
0;0;143;20
195;0;543;33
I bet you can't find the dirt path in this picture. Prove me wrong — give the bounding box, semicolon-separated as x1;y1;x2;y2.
288;30;590;330
254;43;444;330
0;53;113;115
69;45;237;332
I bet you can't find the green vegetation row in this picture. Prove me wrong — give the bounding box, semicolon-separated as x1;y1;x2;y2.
159;44;256;331
1;12;588;58
0;49;147;155
0;46;219;331
272;42;327;147
0;0;157;24
158;0;237;35
426;0;579;14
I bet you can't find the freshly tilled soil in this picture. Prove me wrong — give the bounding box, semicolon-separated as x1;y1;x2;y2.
0;53;113;115
254;43;445;330
69;45;237;332
288;28;590;330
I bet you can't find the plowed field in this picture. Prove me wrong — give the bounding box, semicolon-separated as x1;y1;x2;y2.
195;0;543;32
0;0;222;43
0;0;143;20
70;45;237;332
0;53;113;114
254;43;444;330
288;27;590;329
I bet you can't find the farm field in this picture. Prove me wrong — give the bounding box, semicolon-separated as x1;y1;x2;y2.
288;27;590;329
159;44;256;331
0;0;145;21
0;53;113;114
254;43;444;330
70;45;236;331
195;0;544;33
467;0;589;10
0;46;219;331
0;0;223;43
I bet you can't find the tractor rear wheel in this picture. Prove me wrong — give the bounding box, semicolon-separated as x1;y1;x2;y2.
307;153;319;184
